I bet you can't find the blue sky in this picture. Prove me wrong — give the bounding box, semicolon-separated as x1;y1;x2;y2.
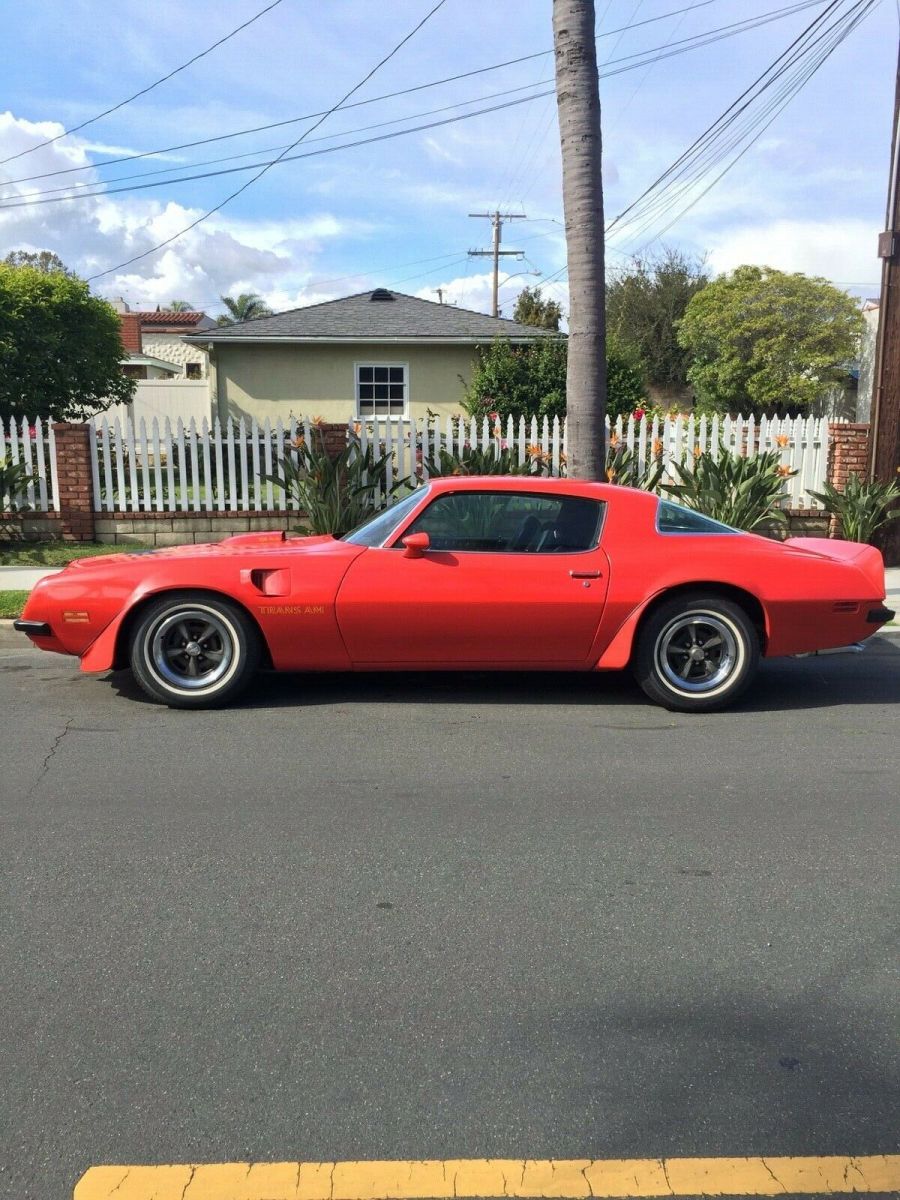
0;0;894;318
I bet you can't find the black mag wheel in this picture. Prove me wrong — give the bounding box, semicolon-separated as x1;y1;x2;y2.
128;592;261;708
634;593;759;712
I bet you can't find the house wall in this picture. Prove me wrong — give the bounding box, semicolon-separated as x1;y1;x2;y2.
142;331;208;376
211;341;475;422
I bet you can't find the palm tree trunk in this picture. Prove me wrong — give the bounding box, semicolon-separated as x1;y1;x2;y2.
553;0;606;479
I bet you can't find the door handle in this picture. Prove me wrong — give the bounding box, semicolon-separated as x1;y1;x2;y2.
569;569;602;579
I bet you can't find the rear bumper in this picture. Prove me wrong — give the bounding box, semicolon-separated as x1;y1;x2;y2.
867;605;895;624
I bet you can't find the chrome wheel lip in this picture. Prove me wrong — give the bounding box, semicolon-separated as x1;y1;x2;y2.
654;610;743;697
145;606;238;693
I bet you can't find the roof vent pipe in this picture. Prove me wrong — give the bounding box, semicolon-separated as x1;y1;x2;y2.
370;288;394;301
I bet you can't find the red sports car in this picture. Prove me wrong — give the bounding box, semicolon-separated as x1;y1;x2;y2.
14;477;893;712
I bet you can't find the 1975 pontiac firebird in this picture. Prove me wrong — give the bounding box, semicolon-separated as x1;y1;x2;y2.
15;477;894;712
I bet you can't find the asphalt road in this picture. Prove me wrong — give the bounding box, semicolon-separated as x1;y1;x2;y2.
1;631;898;1200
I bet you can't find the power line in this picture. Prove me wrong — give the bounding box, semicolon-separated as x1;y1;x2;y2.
0;0;831;211
0;0;820;190
84;0;450;282
610;0;875;247
0;0;288;167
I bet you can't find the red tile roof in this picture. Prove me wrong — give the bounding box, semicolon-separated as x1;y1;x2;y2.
134;310;207;326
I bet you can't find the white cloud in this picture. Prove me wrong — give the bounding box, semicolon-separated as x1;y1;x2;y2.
0;111;379;314
706;218;881;287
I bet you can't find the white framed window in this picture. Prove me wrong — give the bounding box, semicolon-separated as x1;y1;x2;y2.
355;362;408;418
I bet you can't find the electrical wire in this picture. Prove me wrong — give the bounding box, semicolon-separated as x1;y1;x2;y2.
610;0;875;247
83;0;450;282
0;0;821;190
0;0;831;210
0;0;288;166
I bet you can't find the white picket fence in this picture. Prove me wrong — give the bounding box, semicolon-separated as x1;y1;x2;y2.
83;412;832;514
359;412;831;511
1;417;59;511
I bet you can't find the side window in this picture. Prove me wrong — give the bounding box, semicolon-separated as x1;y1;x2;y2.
403;492;604;553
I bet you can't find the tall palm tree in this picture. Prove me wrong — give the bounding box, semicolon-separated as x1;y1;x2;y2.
168;299;195;312
216;292;273;326
553;0;606;479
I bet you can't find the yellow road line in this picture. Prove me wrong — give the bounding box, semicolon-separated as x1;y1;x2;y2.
74;1155;900;1199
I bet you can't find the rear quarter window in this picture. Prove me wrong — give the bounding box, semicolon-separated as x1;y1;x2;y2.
656;500;741;535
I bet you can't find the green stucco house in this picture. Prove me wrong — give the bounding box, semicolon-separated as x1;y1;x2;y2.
184;288;555;424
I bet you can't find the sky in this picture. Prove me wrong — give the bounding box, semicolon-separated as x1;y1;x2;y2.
0;0;894;321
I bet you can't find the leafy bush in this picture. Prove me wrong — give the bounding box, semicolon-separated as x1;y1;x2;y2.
604;431;665;492
464;336;646;423
810;473;900;544
0;455;36;512
266;425;407;536
419;440;552;478
663;445;795;530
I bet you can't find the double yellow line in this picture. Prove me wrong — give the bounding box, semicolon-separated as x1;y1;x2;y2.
74;1155;900;1199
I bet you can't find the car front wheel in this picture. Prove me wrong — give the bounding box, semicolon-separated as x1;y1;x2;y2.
128;592;261;708
634;593;759;712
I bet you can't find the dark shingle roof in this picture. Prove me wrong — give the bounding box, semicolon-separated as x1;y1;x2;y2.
186;289;558;342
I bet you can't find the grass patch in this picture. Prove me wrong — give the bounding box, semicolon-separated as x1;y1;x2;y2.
0;540;117;566
0;590;29;619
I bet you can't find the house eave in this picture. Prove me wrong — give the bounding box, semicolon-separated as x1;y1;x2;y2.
182;334;557;346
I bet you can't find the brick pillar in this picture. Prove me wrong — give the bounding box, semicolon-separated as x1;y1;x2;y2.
53;422;96;541
826;422;870;537
318;422;350;459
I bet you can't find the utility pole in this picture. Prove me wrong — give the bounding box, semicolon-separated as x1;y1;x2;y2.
468;211;526;317
870;41;900;566
434;287;445;305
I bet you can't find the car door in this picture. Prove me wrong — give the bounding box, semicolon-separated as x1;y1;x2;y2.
335;488;610;667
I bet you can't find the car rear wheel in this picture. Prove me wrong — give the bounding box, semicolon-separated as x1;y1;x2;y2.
129;592;261;708
634;593;759;712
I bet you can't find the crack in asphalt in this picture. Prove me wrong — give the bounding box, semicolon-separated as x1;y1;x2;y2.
27;718;74;797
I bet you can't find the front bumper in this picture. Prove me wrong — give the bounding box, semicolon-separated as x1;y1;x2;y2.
13;619;52;637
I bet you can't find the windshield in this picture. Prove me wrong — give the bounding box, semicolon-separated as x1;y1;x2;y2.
341;487;428;547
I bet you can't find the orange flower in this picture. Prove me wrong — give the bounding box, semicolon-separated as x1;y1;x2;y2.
693;444;703;459
292;434;306;449
311;415;325;427
652;438;663;457
606;467;617;481
558;451;567;464
777;464;793;477
352;420;362;435
526;443;544;458
775;434;790;447
609;432;619;448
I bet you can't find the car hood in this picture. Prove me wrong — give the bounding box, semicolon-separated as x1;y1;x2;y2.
62;531;340;573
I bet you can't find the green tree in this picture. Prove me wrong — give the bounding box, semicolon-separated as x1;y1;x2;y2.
464;336;644;422
168;299;195;311
606;247;708;390
512;285;563;331
0;264;134;421
216;292;272;325
3;249;73;276
677;265;863;415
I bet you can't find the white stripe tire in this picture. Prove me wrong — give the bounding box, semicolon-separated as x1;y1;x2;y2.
128;591;262;708
634;592;760;712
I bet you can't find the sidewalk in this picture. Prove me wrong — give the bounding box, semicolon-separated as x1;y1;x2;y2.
886;566;900;625
0;565;61;590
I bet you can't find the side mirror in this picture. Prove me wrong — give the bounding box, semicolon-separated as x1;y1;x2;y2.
401;531;430;559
